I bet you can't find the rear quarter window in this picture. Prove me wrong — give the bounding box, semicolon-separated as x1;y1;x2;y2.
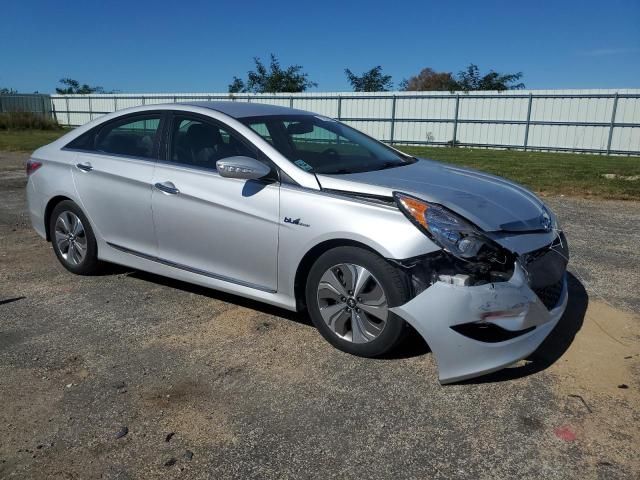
65;113;163;160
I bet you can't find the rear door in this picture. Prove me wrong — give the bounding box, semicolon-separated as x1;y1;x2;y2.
150;112;280;292
70;112;165;256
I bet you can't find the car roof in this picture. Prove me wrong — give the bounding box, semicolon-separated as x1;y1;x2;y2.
183;101;313;119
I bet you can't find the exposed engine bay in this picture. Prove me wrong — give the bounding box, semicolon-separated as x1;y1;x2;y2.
395;231;569;304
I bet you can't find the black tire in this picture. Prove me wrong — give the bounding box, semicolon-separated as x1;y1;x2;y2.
49;200;101;275
305;246;411;357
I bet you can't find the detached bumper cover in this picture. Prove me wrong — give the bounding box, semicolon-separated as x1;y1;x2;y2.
391;263;568;384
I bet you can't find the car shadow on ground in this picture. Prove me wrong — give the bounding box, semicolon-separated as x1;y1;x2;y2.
113;267;587;370
124;269;309;327
120;266;432;358
459;272;588;385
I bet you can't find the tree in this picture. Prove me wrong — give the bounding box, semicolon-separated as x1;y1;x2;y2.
55;78;105;94
228;77;245;93
344;66;393;92
400;68;456;91
452;64;524;91
400;64;525;92
228;54;317;93
0;87;17;94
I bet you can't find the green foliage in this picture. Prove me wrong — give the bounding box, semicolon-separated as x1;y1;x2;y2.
55;78;106;95
453;64;524;91
0;87;18;94
401;64;525;91
344;66;393;92
0;111;60;131
0;129;68;151
400;68;456;91
228;55;317;93
228;77;245;93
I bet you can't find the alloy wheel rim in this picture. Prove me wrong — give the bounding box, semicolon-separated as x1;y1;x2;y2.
316;263;388;343
54;211;87;266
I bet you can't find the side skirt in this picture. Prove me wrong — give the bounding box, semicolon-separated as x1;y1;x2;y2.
106;242;276;294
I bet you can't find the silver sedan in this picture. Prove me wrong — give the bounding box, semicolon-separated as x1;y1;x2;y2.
26;102;569;383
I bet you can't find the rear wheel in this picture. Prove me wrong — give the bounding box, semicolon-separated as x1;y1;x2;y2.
305;246;411;357
49;200;101;275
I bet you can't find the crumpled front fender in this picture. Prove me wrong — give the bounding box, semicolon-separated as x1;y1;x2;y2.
391;264;568;384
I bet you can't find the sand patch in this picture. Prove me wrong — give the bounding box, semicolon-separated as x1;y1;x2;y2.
142;304;262;350
550;300;639;395
549;300;639;471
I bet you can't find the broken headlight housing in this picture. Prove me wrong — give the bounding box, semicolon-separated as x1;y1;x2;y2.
394;192;501;262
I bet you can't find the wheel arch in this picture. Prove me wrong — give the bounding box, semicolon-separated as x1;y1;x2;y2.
44;195;74;241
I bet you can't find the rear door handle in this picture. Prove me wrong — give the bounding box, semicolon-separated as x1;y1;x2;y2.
154;181;180;195
76;162;93;172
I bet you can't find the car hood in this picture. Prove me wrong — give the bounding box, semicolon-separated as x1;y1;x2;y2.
316;158;549;233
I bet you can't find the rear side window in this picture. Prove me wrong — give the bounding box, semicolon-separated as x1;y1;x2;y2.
95;115;162;159
65;130;94;150
65;114;164;159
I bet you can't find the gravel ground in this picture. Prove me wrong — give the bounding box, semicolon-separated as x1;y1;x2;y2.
545;196;640;313
1;151;639;479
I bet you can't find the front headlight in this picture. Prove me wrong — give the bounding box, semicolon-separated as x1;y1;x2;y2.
394;192;494;260
543;204;560;232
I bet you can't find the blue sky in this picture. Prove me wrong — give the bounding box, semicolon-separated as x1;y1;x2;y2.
2;0;639;93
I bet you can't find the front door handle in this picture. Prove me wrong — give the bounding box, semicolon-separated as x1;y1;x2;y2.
154;181;180;195
76;162;93;172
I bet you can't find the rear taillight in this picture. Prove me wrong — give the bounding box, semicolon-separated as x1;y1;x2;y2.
26;159;43;176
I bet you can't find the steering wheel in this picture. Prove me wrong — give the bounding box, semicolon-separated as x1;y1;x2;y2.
321;148;340;157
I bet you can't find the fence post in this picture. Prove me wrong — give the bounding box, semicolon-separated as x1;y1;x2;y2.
88;96;93;121
51;98;58;124
452;94;460;147
289;96;294;108
42;95;49;119
114;97;118;112
606;93;619;155
337;96;342;120
389;95;397;144
141;96;146;106
65;97;71;126
523;93;533;151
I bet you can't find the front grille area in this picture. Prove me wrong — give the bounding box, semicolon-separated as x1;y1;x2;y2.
533;279;564;310
523;234;569;290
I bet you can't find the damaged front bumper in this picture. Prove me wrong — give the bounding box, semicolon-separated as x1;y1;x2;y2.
391;262;568;384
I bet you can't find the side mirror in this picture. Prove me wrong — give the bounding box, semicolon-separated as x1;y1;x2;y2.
216;156;271;180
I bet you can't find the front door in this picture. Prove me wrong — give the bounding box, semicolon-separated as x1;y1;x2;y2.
151;113;279;292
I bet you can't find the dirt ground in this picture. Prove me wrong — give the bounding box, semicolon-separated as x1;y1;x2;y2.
1;151;639;479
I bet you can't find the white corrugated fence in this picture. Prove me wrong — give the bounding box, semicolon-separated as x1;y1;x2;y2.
50;89;640;155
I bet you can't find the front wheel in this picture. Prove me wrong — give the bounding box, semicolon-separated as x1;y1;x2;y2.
305;246;411;357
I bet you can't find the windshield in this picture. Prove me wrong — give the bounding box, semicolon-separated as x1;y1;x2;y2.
240;114;414;175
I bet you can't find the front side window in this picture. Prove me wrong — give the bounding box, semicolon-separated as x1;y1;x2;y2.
242;115;413;174
169;116;256;170
95;115;162;159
